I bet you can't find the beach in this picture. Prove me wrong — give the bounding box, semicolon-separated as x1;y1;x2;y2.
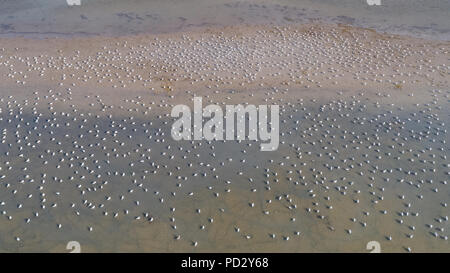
0;1;449;253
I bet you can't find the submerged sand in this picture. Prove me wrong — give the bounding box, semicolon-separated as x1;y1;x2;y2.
0;23;449;252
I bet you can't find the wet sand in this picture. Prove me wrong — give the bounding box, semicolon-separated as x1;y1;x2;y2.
0;23;448;252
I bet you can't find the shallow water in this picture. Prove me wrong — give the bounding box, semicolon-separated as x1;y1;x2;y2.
0;85;448;252
0;0;449;39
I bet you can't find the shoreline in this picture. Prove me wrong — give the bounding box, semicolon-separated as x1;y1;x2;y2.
0;22;449;42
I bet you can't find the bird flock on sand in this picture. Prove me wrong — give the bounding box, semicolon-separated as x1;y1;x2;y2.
0;24;448;252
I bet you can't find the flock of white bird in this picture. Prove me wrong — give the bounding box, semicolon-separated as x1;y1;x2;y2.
0;25;448;252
